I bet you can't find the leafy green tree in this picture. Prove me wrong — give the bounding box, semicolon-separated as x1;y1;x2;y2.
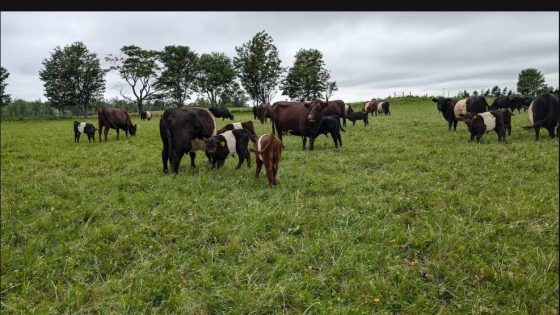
39;41;106;118
281;49;331;101
0;66;11;106
106;45;159;113
155;45;199;107
472;90;479;97
491;85;501;97
234;31;283;105
517;68;548;96
501;87;508;96
197;52;236;107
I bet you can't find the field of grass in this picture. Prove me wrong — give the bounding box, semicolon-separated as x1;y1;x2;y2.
1;97;558;313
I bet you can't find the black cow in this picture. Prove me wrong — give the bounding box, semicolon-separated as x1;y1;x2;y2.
217;121;257;143
315;115;345;148
380;102;391;115
491;96;533;113
524;93;559;140
205;129;252;170
208;106;234;121
160;107;217;174
460;111;507;143
323;100;349;126
432;98;459;131
74;121;96;143
270;100;328;150
98;107;137;142
346;111;369;126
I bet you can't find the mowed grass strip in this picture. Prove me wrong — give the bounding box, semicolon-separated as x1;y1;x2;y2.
1;97;558;313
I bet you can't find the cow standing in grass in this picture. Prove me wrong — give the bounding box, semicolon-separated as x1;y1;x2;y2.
460;111;507;143
217;121;258;144
98;107;137;142
204;129;252;170
74;121;97;143
141;111;152;121
524;93;559;140
346;111;369;126
250;134;283;187
208;107;234;121
159;107;217;174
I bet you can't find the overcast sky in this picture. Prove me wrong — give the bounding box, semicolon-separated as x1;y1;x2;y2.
1;12;558;104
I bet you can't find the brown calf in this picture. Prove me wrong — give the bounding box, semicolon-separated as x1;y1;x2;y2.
250;134;283;187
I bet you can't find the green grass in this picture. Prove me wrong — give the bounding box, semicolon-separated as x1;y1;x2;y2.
1;97;558;313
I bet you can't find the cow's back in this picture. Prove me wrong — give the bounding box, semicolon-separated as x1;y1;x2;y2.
271;102;308;134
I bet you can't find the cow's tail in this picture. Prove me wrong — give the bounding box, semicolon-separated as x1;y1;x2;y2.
249;136;272;156
338;118;345;132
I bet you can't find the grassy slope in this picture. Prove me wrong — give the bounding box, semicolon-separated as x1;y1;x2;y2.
1;97;558;313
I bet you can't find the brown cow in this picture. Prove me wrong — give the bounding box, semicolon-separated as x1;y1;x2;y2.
324;100;349;126
250;134;283;187
270;100;328;150
98;107;137;142
160;107;217;174
363;100;380;116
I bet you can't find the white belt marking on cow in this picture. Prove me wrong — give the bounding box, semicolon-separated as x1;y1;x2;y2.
77;122;86;134
146;111;152;119
528;102;534;125
364;102;371;111
221;130;237;157
478;112;496;131
257;135;266;162
345;104;349;114
377;102;385;112
232;122;242;129
454;99;468;119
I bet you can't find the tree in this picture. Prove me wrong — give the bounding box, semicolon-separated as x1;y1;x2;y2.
155;45;199;107
0;66;11;106
463;90;470;97
517;68;548;96
491;85;501;97
502;87;508;96
39;42;106;118
281;49;331;101
325;81;338;102
106;45;159;114
197;52;237;107
472;90;479;97
234;31;283;105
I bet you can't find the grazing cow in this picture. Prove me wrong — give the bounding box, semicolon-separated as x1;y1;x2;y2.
432;97;489;131
460;111;507;143
208;106;234;121
315;115;345;148
523;93;559;140
97;107;137;142
346;111;369;126
205;129;252;170
258;103;273;124
250;134;283;187
324;100;349;126
217;121;258;143
159;107;217;174
270;100;328;150
494;109;513;136
380;102;391;115
252;105;260;121
141;110;152;121
432;97;459;131
74;121;96;143
363;101;379;116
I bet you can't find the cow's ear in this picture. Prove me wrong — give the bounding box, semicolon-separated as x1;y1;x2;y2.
432;98;438;103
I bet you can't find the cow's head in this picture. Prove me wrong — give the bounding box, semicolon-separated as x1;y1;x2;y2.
304;100;328;125
459;112;477;126
432;97;452;112
129;124;138;135
203;136;223;156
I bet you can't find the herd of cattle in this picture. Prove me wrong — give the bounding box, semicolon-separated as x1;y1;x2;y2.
72;93;559;187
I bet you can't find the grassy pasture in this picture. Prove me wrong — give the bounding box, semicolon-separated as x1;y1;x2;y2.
1;97;558;313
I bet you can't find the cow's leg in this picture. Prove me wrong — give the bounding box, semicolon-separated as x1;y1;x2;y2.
171;150;183;174
125;129;128;139
468;133;475;142
189;152;197;168
453;120;458;131
245;148;251;167
104;127;109;142
535;126;541;141
476;134;481;143
255;158;263;178
264;160;274;187
302;136;307;150
546;126;555;138
448;120;452;131
162;144;169;175
205;151;212;164
309;136;315;151
116;128;120;139
272;159;280;186
337;132;342;147
342;117;346;127
330;132;338;148
98;126;102;142
235;153;244;170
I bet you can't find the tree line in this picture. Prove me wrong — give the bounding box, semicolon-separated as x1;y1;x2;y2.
1;31;336;119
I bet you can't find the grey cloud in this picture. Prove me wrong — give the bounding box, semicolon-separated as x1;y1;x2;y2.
1;12;558;102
